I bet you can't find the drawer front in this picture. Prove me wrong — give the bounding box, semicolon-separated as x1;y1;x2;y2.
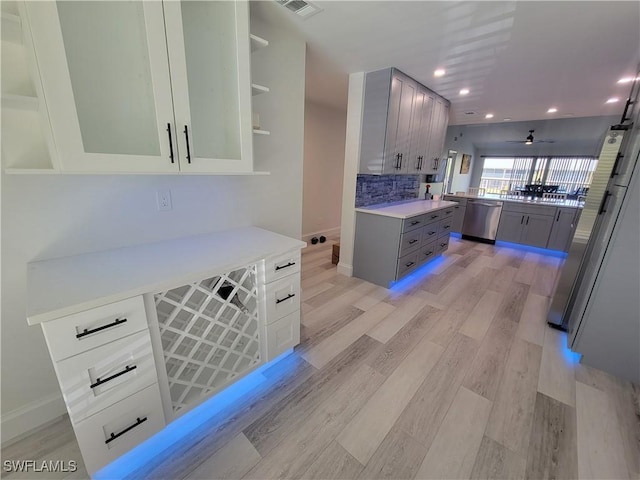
398;230;422;257
440;207;455;218
502;202;557;217
424;210;443;225
421;223;439;244
55;330;158;423
263;272;301;324
402;214;426;233
74;383;165;475
436;234;450;253
419;240;438;263
265;310;300;361
42;296;148;362
396;251;419;279
263;250;301;284
438;218;453;236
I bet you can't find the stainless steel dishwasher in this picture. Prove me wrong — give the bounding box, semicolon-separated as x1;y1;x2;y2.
462;199;503;243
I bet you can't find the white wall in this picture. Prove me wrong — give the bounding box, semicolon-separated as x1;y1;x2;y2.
302;100;346;238
0;10;306;441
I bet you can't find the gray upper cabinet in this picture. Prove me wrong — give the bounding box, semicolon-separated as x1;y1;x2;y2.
359;68;450;175
547;207;581;252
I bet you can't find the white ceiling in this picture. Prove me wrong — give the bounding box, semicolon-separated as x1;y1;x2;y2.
252;1;640;125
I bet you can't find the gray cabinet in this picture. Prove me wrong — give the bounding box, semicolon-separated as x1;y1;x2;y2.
443;195;467;233
547;207;581;252
353;208;452;287
496;204;555;247
359;68;450;175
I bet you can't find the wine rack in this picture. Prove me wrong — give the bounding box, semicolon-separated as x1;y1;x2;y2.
154;265;260;414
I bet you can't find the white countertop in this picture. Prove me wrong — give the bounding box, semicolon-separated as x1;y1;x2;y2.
27;227;306;325
444;193;584;208
355;199;459;219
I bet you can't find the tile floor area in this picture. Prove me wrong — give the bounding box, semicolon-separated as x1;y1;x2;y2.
2;235;639;479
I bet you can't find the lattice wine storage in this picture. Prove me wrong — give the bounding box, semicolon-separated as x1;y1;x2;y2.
154;265;260;414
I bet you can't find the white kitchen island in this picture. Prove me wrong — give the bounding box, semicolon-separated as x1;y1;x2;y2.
26;227;305;475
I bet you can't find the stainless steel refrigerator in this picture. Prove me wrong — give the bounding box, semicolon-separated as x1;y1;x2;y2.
547;73;640;382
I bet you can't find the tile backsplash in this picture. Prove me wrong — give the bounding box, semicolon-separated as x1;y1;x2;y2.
355;175;420;207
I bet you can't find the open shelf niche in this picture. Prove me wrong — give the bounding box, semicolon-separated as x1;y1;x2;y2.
249;32;270;137
1;1;58;173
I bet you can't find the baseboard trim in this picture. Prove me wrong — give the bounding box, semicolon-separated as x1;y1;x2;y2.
302;226;340;245
1;392;66;446
337;262;353;277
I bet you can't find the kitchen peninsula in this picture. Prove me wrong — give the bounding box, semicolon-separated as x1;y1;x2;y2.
353;199;458;287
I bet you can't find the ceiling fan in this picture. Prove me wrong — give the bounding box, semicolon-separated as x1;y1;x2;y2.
506;129;556;145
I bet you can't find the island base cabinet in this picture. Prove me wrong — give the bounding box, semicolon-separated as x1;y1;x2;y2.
74;383;165;475
547;207;581;251
521;213;554;248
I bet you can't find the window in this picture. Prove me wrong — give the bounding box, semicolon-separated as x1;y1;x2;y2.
479;156;597;195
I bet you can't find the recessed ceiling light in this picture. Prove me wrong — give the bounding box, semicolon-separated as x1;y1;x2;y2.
617;76;638;84
606;97;620;104
459;88;470;95
434;68;446;77
547;107;558;113
485;113;494;119
503;118;512;121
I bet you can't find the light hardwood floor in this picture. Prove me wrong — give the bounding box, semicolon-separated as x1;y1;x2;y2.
3;235;639;480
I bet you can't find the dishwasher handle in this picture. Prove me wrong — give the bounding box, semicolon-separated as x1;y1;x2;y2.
468;201;503;208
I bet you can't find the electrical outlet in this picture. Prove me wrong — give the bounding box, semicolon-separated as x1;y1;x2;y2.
157;189;172;211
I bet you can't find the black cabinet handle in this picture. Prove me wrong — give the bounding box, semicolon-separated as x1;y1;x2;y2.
76;318;127;339
556;211;561;222
410;220;420;226
405;261;414;267
276;293;295;305
598;191;613;214
526;216;530;225
443;225;450;229
90;365;137;389
424;250;433;256
521;215;525;224
167;123;174;164
431;215;439;219
105;417;147;445
395;153;400;169
275;262;296;271
440;242;447;247
398;153;403;169
184;125;192;164
428;230;436;235
409;239;418;244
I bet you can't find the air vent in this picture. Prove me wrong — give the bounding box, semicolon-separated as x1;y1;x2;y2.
276;0;322;19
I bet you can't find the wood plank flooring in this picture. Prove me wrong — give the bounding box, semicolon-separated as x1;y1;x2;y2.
2;235;639;480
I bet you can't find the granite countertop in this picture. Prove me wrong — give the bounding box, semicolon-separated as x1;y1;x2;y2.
355;199;459;219
444;193;584;208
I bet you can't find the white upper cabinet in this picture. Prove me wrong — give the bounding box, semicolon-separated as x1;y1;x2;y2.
25;0;253;174
163;1;252;173
359;68;449;176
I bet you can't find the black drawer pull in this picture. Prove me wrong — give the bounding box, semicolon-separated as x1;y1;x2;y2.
428;230;436;235
443;225;450;229
276;293;295;305
409;239;418;244
90;365;137;389
105;417;147;445
440;242;447;247
275;262;296;271
405;261;415;267
76;318;127;339
431;215;439;219
445;210;452;214
410;221;420;226
424;251;433;256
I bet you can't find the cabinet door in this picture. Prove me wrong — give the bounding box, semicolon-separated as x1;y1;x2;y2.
426;98;449;170
383;73;415;174
408;89;434;174
496;211;525;243
522;213;554;248
546;208;579;251
164;0;253;173
26;1;178;173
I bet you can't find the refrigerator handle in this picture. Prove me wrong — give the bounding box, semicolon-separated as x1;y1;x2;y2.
598;190;613;215
610;152;623;178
